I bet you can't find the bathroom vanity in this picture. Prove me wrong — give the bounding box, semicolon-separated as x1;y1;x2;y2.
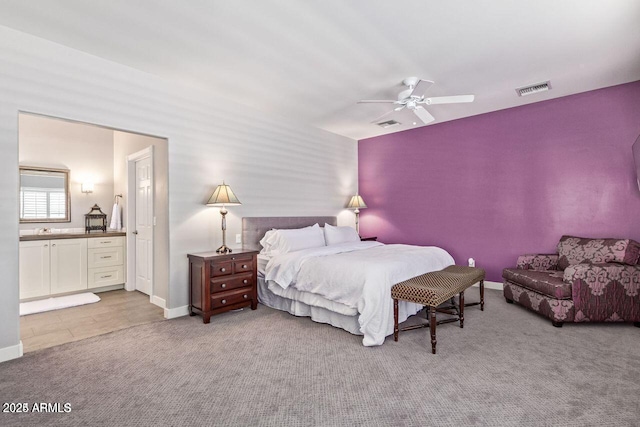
19;232;126;300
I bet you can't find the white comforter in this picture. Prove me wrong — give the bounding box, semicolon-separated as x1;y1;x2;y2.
264;241;455;346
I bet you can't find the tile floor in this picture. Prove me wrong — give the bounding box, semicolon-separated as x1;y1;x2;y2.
20;290;165;353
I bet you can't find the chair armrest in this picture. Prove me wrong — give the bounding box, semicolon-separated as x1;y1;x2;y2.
563;263;640;321
516;254;559;271
563;263;640;296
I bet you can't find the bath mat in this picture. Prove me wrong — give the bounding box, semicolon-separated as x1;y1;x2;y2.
20;292;101;316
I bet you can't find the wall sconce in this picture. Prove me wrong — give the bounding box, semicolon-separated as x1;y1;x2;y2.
633;134;639;191
206;181;242;254
81;182;94;194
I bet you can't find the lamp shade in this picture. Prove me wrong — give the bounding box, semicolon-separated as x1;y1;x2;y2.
206;182;242;206
347;194;367;209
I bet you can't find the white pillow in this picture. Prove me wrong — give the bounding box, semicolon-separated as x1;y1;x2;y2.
259;229;280;255
323;223;360;246
259;224;326;255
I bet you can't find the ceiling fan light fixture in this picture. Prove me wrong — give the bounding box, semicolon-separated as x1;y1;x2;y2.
516;81;551;97
358;77;474;128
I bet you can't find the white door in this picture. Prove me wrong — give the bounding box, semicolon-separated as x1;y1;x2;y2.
134;156;153;295
50;238;88;294
19;240;51;299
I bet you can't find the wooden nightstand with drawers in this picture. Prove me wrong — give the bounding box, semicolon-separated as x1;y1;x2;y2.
187;249;258;324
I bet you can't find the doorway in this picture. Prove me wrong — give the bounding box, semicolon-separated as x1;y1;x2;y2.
18;112;169;353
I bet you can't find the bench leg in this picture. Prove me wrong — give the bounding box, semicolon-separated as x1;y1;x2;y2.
459;291;464;328
393;298;399;341
480;279;485;311
429;306;437;354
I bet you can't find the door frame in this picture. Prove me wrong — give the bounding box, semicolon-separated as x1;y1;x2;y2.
125;146;154;301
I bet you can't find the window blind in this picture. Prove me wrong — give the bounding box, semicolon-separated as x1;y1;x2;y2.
20;187;66;219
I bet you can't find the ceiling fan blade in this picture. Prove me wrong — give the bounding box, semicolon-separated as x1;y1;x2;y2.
357;100;397;104
425;95;475;105
370;109;397;124
413;107;435;124
409;79;434;98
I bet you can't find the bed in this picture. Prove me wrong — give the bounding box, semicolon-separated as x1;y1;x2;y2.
242;216;455;346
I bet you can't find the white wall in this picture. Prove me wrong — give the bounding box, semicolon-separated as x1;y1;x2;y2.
19;114;114;231
113;131;169;302
0;26;357;359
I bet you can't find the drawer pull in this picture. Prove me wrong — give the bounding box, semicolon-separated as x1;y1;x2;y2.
44;244;48;247
101;241;111;244
243;294;248;299
221;299;226;304
243;280;248;284
220;267;226;273
52;244;56;247
100;275;113;279
101;256;112;259
242;264;248;269
221;283;226;288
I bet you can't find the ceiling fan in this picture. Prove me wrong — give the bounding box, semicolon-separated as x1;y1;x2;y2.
357;77;475;125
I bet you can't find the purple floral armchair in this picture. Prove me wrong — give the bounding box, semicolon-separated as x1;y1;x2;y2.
502;236;640;327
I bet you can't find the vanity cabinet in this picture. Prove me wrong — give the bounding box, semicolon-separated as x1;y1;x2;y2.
19;241;51;299
88;236;125;289
50;238;88;295
19;238;87;299
19;234;125;300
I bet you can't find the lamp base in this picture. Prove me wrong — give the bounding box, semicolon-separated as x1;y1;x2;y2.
216;245;233;254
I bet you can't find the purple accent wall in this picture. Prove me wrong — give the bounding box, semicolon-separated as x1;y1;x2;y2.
358;81;640;282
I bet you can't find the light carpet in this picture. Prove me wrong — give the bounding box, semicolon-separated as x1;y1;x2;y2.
1;289;639;426
19;292;100;316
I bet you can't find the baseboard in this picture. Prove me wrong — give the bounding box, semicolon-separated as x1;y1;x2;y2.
164;305;189;319
472;280;503;291
91;284;126;294
151;295;166;309
0;341;23;363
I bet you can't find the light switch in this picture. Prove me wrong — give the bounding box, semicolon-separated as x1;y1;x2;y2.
235;234;242;244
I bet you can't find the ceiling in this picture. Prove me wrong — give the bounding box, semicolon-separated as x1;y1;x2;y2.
0;0;639;140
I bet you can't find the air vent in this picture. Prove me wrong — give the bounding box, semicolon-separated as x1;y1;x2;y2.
516;81;551;97
377;120;401;128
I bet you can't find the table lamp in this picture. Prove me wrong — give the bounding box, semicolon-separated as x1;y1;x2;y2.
207;182;241;253
347;194;367;234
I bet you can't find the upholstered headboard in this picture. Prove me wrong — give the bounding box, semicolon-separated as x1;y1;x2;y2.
242;216;337;251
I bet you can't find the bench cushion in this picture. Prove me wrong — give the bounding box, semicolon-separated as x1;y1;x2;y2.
392;265;485;307
502;268;571;299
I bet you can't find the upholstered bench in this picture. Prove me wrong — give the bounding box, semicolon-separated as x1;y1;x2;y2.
391;265;486;354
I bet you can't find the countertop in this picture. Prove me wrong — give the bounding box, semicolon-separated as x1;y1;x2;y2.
20;231;126;241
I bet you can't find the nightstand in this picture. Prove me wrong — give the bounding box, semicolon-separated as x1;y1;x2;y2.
187;249;258;324
360;236;377;241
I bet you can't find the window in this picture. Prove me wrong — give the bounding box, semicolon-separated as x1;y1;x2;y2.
20;188;66;219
